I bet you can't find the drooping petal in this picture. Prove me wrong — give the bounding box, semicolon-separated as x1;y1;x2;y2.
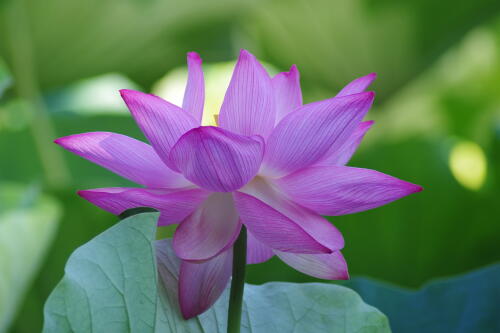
235;178;344;254
178;248;232;319
218;49;276;138
246;230;274;264
275;250;349;280
336;73;377;97
170;126;264;192
276;166;423;216
55;132;189;188
173;193;241;261
272;65;302;124
261;92;375;178
315;121;374;167
156;239;182;307
78;187;209;226
182;52;205;124
120;89;198;169
234;192;330;254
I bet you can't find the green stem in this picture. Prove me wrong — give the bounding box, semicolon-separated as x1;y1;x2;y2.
3;0;71;189
227;225;247;333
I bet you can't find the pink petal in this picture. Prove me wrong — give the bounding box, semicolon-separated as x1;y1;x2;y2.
55;132;189;188
179;248;232;319
218;49;276;138
156;239;181;305
336;73;377;97
261;92;375;178
246;230;274;264
235;178;344;254
272;65;302;124
78;187;209;226
276;166;423;216
170;126;264;192
315;120;374;167
173;193;241;261
182;52;205;124
120;89;198;170
275;250;349;280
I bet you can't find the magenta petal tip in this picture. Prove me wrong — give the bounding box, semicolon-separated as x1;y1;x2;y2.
187;51;202;62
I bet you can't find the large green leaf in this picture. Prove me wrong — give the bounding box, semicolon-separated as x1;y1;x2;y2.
346;264;500;333
0;183;61;332
0;0;256;91
43;212;391;333
241;0;500;101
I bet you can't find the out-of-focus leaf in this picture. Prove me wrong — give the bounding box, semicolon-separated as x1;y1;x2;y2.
44;212;391;333
0;0;257;91
240;0;500;101
0;58;10;98
372;18;500;144
346;264;500;333
248;137;500;288
0;183;61;332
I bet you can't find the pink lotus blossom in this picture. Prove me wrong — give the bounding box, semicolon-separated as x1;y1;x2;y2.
55;50;422;319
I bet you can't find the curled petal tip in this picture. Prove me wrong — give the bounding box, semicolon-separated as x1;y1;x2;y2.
362;120;375;128
367;72;377;79
413;184;424;193
238;49;255;59
289;64;299;74
187;51;202;62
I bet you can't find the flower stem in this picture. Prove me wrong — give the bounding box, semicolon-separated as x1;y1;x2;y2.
3;0;71;189
227;225;247;333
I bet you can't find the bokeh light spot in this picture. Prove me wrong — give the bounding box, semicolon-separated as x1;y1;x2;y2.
449;140;487;191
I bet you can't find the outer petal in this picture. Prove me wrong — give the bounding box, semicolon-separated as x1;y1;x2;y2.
182;52;205;123
315;120;374;167
276;166;423;216
55;132;189;188
218;49;275;138
272;65;302;124
275;250;349;280
156;239;182;307
173;193;241;261
170;126;264;192
179;248;232;319
336;73;377;97
261;92;375;178
235;178;344;254
78;187;209;226
120;89;198;169
246;230;274;264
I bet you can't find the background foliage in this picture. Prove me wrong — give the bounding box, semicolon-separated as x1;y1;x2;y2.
1;0;500;331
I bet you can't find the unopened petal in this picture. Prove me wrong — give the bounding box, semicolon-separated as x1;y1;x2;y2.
173;193;241;261
276;166;423;216
182;52;205;123
78;187;209;226
170;126;264;192
218;49;276;138
261;92;375;177
178;248;232;319
55;132;189;188
275;250;349;280
120;89;198;169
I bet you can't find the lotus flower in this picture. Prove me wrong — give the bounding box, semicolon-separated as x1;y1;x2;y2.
55;50;422;319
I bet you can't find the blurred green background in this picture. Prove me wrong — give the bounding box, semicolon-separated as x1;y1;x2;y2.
1;0;500;331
